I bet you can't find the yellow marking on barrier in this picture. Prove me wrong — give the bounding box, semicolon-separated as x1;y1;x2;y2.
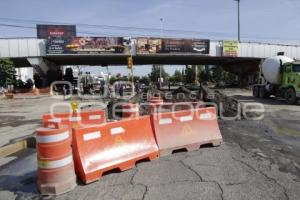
72;123;79;128
38;160;50;169
181;124;194;136
114;135;126;147
71;101;79;113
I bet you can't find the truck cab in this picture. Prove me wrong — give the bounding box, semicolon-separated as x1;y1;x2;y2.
280;62;300;104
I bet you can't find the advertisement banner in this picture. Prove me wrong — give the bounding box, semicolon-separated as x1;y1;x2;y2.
47;37;132;54
39;25;77;54
223;40;239;57
136;38;162;54
137;38;210;54
37;25;76;39
47;36;73;54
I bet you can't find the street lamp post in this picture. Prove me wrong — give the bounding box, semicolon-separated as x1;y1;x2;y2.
159;18;163;89
234;0;241;42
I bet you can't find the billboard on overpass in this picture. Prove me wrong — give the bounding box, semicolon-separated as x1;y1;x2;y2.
223;40;239;57
137;38;210;54
37;25;76;39
47;37;133;54
38;25;77;54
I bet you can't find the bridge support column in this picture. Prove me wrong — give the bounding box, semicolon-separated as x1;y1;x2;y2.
27;58;61;87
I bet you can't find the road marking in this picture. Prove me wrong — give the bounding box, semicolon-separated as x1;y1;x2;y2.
83;131;101;141
37;131;69;143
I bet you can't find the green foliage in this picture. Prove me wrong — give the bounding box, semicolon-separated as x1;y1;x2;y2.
0;59;16;87
148;65;169;82
139;76;150;85
184;66;195;84
120;76;129;81
182;65;205;84
211;66;223;82
109;76;118;85
173;70;183;83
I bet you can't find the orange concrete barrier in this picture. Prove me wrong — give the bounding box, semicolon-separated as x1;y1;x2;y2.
151;106;223;156
150;101;205;114
36;123;77;195
122;103;139;119
42;110;106;128
72;116;159;184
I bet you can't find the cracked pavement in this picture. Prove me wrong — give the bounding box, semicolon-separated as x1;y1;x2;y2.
1;120;300;200
0;96;300;200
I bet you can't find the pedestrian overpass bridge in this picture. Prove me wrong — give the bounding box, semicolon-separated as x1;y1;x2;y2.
1;38;300;78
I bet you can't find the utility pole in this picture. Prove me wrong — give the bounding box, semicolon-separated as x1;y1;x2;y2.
234;0;241;42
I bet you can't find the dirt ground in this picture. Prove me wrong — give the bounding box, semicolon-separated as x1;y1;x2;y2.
0;91;299;200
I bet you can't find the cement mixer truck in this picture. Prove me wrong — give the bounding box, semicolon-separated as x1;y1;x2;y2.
253;55;300;104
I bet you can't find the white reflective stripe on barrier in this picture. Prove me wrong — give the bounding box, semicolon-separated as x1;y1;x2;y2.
47;124;56;129
179;115;193;122
69;117;81;122
159;118;173;125
48;118;62;123
83;131;101;141
37;131;69;143
38;155;73;169
89;115;101;120
111;127;125;135
122;108;139;112
200;112;213;120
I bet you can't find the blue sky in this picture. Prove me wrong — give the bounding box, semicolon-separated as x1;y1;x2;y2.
0;0;300;42
0;0;300;75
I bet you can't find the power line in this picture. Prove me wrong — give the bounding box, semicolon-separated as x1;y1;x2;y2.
0;17;234;38
0;19;299;43
0;23;209;38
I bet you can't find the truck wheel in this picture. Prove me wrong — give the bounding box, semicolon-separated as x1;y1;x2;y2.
259;87;266;98
285;88;297;105
253;86;259;97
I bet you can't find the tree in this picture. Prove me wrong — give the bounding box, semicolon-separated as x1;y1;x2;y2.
148;65;169;83
139;76;150;85
0;59;16;87
211;66;225;82
184;66;195;84
173;70;183;83
109;76;118;85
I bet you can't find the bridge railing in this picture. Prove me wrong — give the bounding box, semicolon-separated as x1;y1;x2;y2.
0;38;46;58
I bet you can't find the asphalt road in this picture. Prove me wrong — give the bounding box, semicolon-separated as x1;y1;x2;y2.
0;94;299;200
0;120;299;200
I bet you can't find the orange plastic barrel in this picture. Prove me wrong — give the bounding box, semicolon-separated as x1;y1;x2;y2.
36;124;77;195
